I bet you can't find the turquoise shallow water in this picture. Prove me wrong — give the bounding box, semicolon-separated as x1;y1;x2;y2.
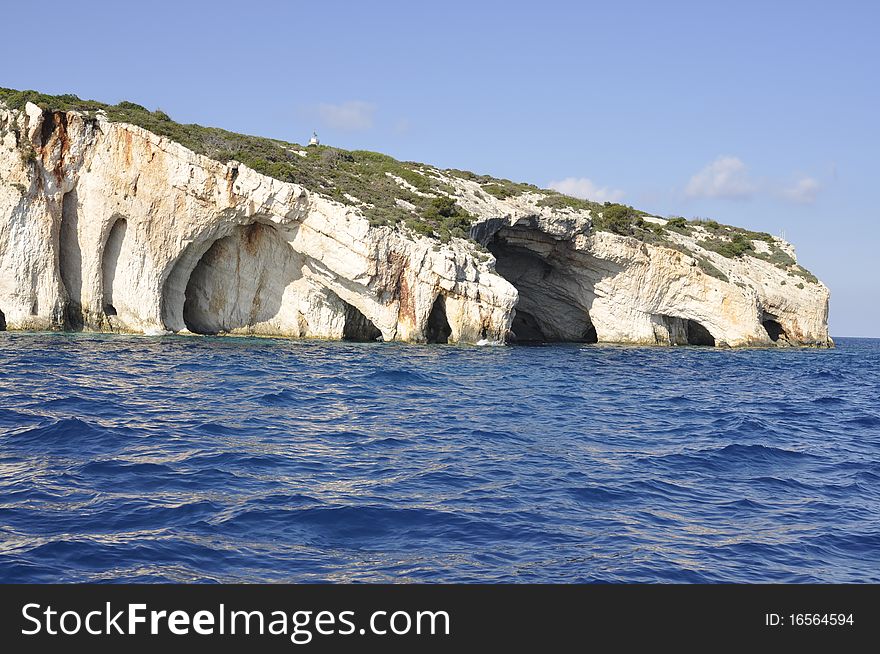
0;333;878;582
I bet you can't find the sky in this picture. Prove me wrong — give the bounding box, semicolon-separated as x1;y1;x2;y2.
2;0;877;336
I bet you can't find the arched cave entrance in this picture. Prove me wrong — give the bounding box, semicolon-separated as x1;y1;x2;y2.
180;223;299;335
653;314;716;346
164;222;383;340
59;190;84;329
488;229;597;344
762;316;788;344
101;218;127;316
686;319;716;346
0;309;6;331
426;294;452;344
342;302;382;341
509;309;598;344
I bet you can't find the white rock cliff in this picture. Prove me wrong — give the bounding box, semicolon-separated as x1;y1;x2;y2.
0;101;831;347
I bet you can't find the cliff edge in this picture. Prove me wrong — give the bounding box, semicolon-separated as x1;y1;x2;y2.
0;90;831;347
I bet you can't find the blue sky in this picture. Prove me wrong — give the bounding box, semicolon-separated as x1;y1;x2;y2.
2;0;877;336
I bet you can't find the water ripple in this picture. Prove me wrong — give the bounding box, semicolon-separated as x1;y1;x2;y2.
0;333;878;582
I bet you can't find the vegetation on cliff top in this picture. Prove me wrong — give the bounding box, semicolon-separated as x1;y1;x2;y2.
0;87;817;280
0;87;475;242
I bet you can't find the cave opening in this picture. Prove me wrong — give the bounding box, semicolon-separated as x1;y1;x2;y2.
342;302;382;341
510;309;546;343
101;217;127;317
762;318;786;343
426;295;452;344
0;309;6;331
488;230;597;344
182;235;226;335
179;223;297;335
182;246;220;335
59;190;84;330
686;320;716;346
583;323;599;343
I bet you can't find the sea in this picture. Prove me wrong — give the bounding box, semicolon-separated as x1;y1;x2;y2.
0;333;878;583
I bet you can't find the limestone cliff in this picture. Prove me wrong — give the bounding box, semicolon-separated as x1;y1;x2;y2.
0;94;831;347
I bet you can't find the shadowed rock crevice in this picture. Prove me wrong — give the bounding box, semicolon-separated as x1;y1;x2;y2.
59;189;84;330
762;315;789;345
582;323;598;343
489;229;596;344
342;302;382;341
686;320;715;346
101;217;127;316
0;309;6;331
510;309;546;343
426;294;452;344
162;240;216;332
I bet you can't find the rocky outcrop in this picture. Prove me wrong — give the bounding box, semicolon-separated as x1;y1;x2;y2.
0;100;831;347
0;102;513;343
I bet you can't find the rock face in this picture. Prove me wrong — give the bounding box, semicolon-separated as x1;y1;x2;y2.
0;101;831;347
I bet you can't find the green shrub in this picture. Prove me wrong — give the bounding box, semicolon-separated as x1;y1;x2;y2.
445;169;494;184
595;203;640;236
792;267;819;284
445;168;479;181
406;218;435;237
754;246;795;268
696;256;729;282
535;192;602;213
740;229;775;243
700;232;754;258
482;183;515;199
116;100;148;112
430;196;458;218
693;219;722;231
480;179;536;199
0;88;107;114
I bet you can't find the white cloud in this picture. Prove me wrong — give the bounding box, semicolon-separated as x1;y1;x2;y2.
315;100;376;131
393;118;412;134
685;156;757;199
684;156;823;205
781;176;820;204
547;177;624;203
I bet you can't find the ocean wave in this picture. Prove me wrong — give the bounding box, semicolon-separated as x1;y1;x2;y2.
255;389;300;405
0;334;878;582
363;369;433;385
712;442;817;461
844;414;880;428
3;417;129;455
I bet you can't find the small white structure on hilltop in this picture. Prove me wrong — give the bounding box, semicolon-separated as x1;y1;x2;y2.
308;131;320;147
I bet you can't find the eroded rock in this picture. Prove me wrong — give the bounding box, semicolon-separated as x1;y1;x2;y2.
0;100;831;347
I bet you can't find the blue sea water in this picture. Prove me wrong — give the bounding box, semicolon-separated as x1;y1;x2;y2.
0;333;878;583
